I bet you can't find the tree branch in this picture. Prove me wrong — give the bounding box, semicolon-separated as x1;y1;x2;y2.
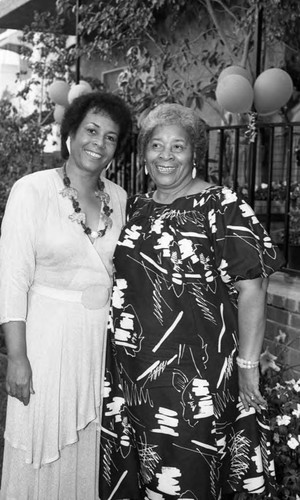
240;31;252;68
203;0;238;62
210;0;240;22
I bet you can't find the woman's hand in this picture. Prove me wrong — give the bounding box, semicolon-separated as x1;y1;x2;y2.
2;321;35;406
238;365;266;413
234;277;269;413
6;354;34;406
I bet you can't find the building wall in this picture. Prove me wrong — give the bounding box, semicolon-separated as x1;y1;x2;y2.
265;272;300;379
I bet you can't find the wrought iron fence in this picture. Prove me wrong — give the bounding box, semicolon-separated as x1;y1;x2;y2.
109;121;300;273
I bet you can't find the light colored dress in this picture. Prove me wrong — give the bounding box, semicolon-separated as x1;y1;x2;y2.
0;167;127;500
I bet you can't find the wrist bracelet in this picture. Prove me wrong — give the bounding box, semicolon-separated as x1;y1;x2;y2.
236;356;260;369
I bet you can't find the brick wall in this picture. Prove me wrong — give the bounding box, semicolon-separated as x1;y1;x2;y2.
265;272;300;379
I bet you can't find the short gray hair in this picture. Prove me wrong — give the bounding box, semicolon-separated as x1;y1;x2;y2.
138;103;208;170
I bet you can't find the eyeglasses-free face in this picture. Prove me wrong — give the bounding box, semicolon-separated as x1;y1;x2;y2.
145;123;194;194
69;111;120;175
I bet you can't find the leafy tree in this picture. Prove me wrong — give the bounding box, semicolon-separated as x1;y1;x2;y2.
1;0;299;217
23;0;298;123
0;99;58;225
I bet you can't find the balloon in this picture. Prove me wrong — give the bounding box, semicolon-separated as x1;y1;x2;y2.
254;68;293;115
218;65;252;84
68;83;91;104
216;74;254;113
53;104;65;124
79;80;92;92
258;109;279;117
48;80;70;107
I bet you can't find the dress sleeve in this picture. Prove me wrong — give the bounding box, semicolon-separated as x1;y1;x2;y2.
0;177;39;324
207;187;285;283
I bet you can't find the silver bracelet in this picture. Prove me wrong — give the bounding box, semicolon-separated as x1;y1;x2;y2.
236;356;260;369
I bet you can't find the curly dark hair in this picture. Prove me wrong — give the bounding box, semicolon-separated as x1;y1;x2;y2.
60;92;132;160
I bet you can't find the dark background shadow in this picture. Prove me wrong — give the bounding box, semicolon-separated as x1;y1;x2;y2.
0;352;7;483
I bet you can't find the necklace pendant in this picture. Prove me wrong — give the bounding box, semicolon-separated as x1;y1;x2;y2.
106;217;113;229
100;213;113;229
60;186;78;199
69;212;86;224
90;230;99;239
95;191;110;204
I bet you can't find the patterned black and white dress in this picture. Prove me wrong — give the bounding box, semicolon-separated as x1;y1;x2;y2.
99;186;284;500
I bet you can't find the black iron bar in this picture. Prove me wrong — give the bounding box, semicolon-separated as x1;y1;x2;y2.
266;127;275;234
75;0;81;84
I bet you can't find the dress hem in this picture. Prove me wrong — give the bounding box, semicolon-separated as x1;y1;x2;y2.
4;406;101;469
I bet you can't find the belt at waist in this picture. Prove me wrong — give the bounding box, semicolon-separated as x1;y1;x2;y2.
30;283;111;310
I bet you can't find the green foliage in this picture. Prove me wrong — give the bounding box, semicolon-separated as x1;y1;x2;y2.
254;181;300;246
116;43;213;125
55;0;188;61
265;375;300;498
48;0;300;121
235;337;300;499
0;99;55;225
21;11;74;82
2;0;300;221
262;0;300;50
16;0;300;124
260;338;300;500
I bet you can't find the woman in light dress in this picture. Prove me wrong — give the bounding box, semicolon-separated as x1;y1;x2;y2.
0;91;132;499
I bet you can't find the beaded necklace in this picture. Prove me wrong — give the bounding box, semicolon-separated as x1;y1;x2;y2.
60;164;113;239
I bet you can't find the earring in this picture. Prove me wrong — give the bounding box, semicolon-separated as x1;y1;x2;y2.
106;161;113;171
66;136;71;154
192;163;197;179
144;162;148;175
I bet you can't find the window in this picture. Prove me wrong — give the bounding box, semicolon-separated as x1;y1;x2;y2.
102;67;127;92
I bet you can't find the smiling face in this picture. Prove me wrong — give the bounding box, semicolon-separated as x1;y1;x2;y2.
69;110;120;175
145;123;194;193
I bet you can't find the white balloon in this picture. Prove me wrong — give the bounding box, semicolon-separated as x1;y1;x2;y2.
218;65;252;84
216;74;254;114
48;80;70;107
68;83;91;104
53;104;65;124
254;68;293;115
79;80;92;92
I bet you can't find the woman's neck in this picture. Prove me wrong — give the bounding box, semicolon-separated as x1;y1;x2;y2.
154;178;210;204
64;162;101;195
154;177;194;204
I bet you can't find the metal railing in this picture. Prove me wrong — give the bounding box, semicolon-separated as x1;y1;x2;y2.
109;121;300;273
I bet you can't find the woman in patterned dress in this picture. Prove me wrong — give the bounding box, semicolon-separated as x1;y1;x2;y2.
99;103;284;500
0;92;131;499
